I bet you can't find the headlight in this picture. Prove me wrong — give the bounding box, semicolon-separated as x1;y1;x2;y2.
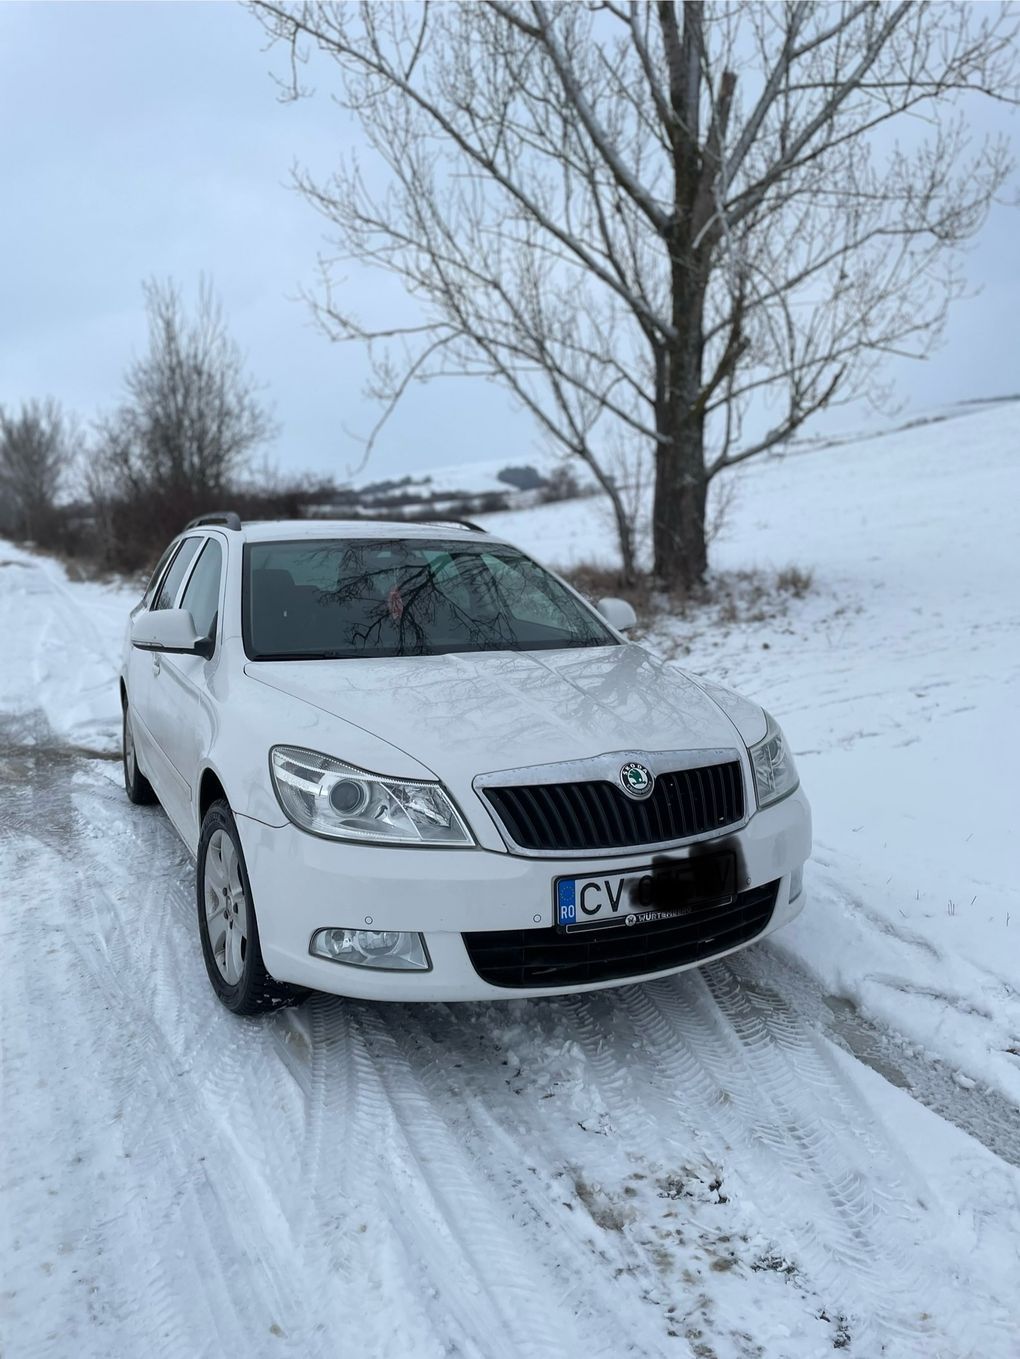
749;713;799;808
270;746;474;845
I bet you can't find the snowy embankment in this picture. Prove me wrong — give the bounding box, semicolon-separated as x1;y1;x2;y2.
0;544;135;752
1;401;1018;1359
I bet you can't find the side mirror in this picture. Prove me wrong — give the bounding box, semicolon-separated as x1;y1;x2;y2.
131;609;213;658
597;596;637;633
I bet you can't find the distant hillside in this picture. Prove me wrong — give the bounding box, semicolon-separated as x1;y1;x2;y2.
306;452;598;524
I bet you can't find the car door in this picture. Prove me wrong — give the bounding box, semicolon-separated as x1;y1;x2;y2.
148;534;225;841
127;534;203;804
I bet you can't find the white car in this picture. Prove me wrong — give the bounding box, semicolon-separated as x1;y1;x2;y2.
121;514;811;1014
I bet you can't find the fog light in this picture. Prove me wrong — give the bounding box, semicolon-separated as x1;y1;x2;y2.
790;865;804;901
309;928;430;971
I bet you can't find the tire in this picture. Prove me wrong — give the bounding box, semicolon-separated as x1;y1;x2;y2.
196;799;305;1016
123;700;157;805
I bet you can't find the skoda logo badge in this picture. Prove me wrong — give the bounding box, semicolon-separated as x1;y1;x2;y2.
620;761;654;799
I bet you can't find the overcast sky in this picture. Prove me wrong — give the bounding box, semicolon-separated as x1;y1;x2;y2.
1;1;1017;483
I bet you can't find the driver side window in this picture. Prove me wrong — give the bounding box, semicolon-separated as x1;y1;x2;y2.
180;538;224;643
142;540;180;609
152;537;202;611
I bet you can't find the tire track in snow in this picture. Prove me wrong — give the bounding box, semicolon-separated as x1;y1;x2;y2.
700;961;1017;1355
285;997;451;1359
617;965;1012;1358
731;940;1020;1171
375;1002;672;1359
536;988;867;1351
62;873;316;1356
2;727;220;1358
524;976;958;1355
1;839;175;1359
67;776;347;1356
674;968;922;1333
2;741;321;1356
349;1000;590;1359
6;742;585;1358
80;812;439;1357
394;998;854;1358
1;850;227;1356
281;992;590;1358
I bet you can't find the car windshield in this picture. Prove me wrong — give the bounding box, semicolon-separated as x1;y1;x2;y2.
243;537;617;660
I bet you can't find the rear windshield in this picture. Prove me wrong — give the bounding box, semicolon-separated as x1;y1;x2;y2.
243;538;617;660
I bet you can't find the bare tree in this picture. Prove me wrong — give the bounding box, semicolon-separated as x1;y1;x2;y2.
95;276;274;502
253;0;1017;588
0;398;74;540
88;278;275;568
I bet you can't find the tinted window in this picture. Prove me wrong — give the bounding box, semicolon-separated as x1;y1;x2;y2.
180;538;223;641
244;539;616;660
153;537;201;610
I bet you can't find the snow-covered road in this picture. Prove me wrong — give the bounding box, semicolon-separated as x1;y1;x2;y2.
2;403;1019;1358
3;726;1014;1359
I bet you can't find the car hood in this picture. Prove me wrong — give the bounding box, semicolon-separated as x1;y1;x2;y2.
244;644;746;792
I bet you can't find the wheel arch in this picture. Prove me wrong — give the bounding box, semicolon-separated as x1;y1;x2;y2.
198;765;230;824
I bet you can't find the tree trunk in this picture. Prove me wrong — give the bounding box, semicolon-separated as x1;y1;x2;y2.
652;415;707;590
651;0;710;594
652;273;709;592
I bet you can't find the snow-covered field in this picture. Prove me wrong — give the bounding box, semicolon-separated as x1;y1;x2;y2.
1;402;1018;1358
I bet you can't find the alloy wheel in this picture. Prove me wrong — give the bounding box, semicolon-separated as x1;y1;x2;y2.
203;828;248;984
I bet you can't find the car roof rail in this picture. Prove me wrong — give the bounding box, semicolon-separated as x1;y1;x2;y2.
184;511;242;532
418;519;487;533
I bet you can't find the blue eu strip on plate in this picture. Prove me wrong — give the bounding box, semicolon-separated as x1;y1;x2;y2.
556;878;576;926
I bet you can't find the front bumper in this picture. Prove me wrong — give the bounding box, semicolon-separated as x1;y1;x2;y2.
236;785;812;1001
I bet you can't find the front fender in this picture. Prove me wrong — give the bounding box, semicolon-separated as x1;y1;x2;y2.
201;641;439;838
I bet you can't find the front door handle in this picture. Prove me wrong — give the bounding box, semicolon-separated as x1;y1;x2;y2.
152;654;161;676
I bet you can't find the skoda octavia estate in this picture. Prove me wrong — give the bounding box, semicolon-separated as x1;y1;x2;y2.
121;513;811;1014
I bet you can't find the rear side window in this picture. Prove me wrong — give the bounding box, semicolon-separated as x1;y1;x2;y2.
152;537;202;610
180;538;224;642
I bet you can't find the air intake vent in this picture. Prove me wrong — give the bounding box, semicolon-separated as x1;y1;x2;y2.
464;881;778;988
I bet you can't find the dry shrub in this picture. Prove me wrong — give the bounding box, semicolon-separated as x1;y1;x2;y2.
561;561;662;623
776;565;813;598
699;566;815;626
562;560;815;631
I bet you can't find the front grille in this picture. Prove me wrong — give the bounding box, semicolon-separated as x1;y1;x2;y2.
463;881;778;989
482;761;744;853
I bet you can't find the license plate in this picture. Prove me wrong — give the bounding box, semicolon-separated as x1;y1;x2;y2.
554;853;736;932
